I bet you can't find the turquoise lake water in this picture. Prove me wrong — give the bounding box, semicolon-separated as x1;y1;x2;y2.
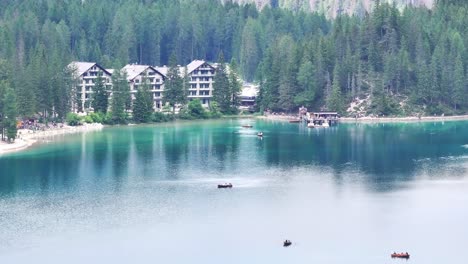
1;119;468;263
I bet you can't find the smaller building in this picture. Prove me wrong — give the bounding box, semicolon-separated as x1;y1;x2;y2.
310;112;340;126
239;83;258;111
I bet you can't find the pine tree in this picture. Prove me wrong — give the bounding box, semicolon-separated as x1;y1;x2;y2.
132;74;153;123
453;55;465;111
110;70;129;124
213;52;231;114
164;53;184;113
327;63;345;114
229;65;242;113
2;86;18;142
92;71;109;113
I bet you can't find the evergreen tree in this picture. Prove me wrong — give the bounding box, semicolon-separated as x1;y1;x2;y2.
213;52;231;114
229;64;242;113
110;70;129;124
132;74;153;123
2;86;18;142
164;53;184;113
92;71;109;113
453;55;465;111
327;63;345;114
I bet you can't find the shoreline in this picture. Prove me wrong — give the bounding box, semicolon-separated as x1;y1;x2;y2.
0;123;104;155
259;114;468;123
2;114;467;155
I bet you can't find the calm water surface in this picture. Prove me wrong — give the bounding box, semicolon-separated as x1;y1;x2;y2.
1;119;468;264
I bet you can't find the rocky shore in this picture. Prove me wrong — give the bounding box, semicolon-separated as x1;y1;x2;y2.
0;123;104;155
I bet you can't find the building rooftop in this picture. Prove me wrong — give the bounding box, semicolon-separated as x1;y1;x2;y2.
240;83;259;97
187;60;207;74
68;61;96;76
122;64;152;81
68;61;112;76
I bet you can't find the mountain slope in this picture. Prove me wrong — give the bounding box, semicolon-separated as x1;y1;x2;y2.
222;0;434;17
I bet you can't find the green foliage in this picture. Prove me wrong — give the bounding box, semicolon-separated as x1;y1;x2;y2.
0;0;466;118
164;53;185;113
2;86;18;142
110;71;129;124
208;101;222;118
132;75;153;123
326;63;345;114
83;115;94;124
152;112;174;122
66;113;81;126
213;52;231;114
89;112;105;123
180;99;208;120
92;72;109;114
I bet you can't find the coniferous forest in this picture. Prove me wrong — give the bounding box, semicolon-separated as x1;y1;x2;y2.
0;0;467;128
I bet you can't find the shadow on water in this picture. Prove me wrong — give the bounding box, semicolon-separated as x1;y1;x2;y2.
1;120;467;196
259;120;468;191
0;141;82;196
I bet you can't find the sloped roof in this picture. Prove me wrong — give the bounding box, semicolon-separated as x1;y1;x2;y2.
240;84;259;97
68;61;112;76
154;66;186;77
187;60;212;74
68;61;95;76
155;66;168;77
122;64;165;81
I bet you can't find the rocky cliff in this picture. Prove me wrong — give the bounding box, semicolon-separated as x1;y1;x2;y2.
222;0;434;17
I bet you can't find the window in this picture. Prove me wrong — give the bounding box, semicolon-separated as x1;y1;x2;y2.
191;77;197;81
156;78;160;83
191;84;197;88
135;79;140;83
202;99;207;104
149;71;155;76
149;78;154;83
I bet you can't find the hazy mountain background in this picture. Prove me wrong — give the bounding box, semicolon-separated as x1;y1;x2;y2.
221;0;434;17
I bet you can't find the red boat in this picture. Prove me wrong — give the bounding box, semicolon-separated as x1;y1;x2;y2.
391;252;410;259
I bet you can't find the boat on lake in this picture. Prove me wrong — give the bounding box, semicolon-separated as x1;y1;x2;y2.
218;183;233;188
257;132;263;137
391;252;410;259
283;240;292;247
242;125;253;128
289;119;301;123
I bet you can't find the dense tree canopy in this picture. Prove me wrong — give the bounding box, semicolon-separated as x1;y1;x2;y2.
0;0;466;118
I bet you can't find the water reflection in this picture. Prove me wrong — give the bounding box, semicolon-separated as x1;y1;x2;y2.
0;120;467;196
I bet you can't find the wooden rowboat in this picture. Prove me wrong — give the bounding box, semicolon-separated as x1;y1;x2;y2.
391;253;410;259
218;183;233;188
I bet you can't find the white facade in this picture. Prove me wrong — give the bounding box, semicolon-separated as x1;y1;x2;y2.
186;60;216;107
122;64;165;110
68;61;112;113
68;60;219;113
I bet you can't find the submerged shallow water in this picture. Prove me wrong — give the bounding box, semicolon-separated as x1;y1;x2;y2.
1;119;468;263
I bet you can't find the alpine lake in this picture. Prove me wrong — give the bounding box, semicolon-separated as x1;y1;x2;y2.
1;118;468;264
